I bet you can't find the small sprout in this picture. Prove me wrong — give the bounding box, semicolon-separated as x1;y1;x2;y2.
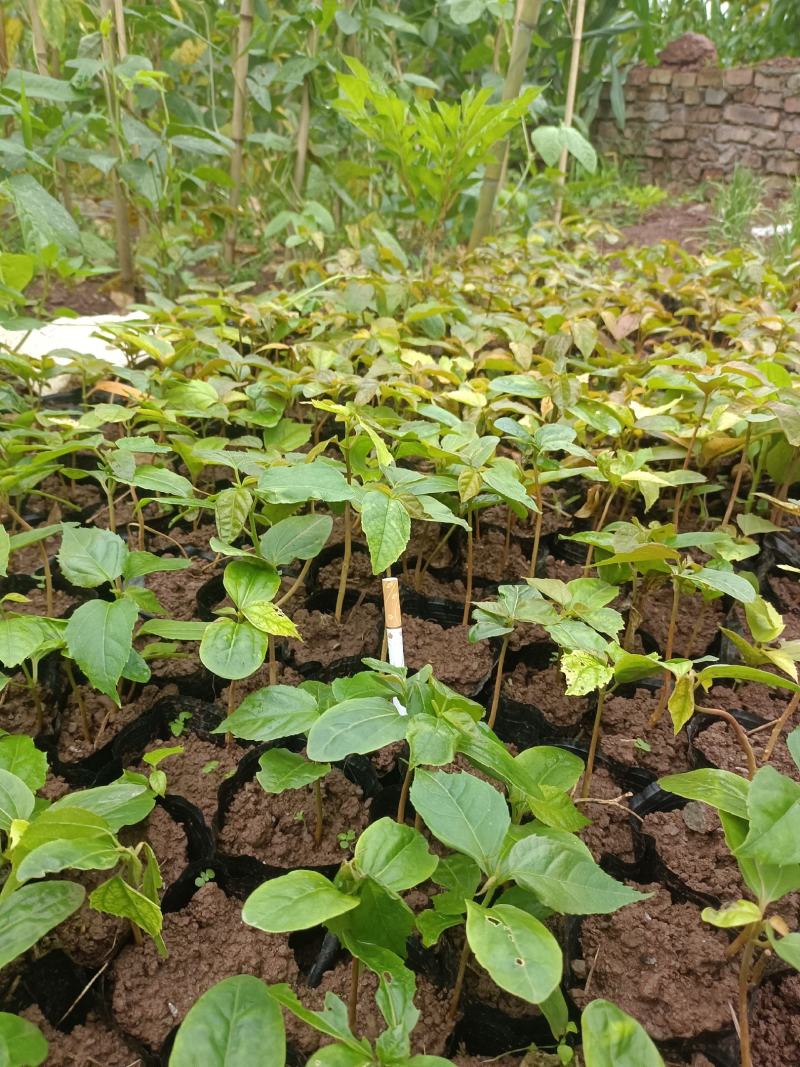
293;811;305;823
169;711;192;737
201;759;220;775
633;737;652;752
337;829;356;850
194;869;215;888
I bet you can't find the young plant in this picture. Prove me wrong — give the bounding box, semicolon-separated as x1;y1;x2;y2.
660;732;800;1067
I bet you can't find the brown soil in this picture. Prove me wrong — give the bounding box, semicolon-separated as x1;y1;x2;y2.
134;735;241;824
543;556;584;582
28;276;122;316
219;661;303;704
111;883;297;1050
12;588;80;618
706;683;789;723
21;1005;144;1067
502;662;589;728
750;974;800;1067
643;588;723;658
768;574;800;613
50;867;128;968
403;619;495;695
148;522;219;555
471;529;531;582
404;570;471;602
482;496;572;538
694;719;799;781
289;604;382;667
317;550;382;597
610;202;711;253
217;768;368;867
0;680;57;736
571;883;738;1040
149;647;207;687
507;622;550;652
146;560;220;620
579;767;636;865
40;773;72;801
289;961;453;1058
642;806;741;900
600;688;692;778
58;684;172;763
119;803;189;888
402;523;456;569
452;1055;521;1067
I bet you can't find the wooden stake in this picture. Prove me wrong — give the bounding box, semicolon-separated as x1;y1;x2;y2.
223;0;254;265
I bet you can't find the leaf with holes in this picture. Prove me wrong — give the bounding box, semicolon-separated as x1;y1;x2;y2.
465;902;561;1004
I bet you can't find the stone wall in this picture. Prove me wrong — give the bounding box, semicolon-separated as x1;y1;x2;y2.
594;58;800;185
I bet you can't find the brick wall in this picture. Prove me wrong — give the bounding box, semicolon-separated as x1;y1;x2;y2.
594;60;800;184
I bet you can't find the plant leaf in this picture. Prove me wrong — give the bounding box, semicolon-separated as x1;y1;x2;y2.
354;818;438;892
242;871;359;932
307;698;407;762
199;618;268;680
0;881;85;969
465;902;561;1004
65;598;138;705
581;999;664;1067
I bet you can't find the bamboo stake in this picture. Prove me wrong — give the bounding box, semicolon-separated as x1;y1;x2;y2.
468;0;543;250
0;6;8;77
294;16;318;195
554;0;588;224
26;0;48;75
100;0;135;293
223;0;254;265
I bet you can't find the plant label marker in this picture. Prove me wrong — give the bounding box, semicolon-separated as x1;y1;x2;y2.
382;577;407;716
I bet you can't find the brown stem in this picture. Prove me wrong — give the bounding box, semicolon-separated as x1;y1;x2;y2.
223;0;254;264
502;508;512;572
275;558;311;607
268;635;277;686
581;686;607;799
347;956;360;1032
4;503;53;616
461;517;474;627
682;602;706;658
412;549;424;592
335;502;352;625
650;578;681;726
623;572;639;652
313;777;323;846
419;524;456;585
396;760;413;824
737;924;758;1067
583;487;617;572
487;634;510;730
449;935;471;1021
721;424;752;529
65;661;92;746
697;707;757;780
673;395;709;532
225;679;237;747
762;690;800;763
528;466;543;578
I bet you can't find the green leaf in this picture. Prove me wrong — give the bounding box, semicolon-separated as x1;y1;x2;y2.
16;837;119;884
57;526;127;588
242;601;300;639
667;672;696;734
409;769;509;875
581;999;664;1067
690;568;756;603
131;466;194;498
307;698;407;762
701;900;762;928
737;766;800;865
0;527;9;578
560;651;613;696
360;491;411;574
305;1048;370;1067
268;984;368;1053
242;871;359;932
123;552;192;580
65;598;138;704
255;749;330;793
698;664;800;694
223;559;280;611
258;461;353;504
89;876;165;954
508;832;648;914
0;881;85;969
259;515;333;567
767;928;800;972
214;487;253;544
354;818;438;892
215;684;320;742
137;619;209;641
169;976;285;1067
49;782;154;831
2;173;82;254
199;618;268;680
0;770;34;832
0;736;46;793
0;1011;47;1065
406;714;458;768
465;902;561;1004
0;618;50;669
658;769;750;819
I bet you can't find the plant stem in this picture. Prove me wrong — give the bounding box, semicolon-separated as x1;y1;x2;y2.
396;760;413;824
462;514;474;627
4;503;53;616
347;956;360;1032
737;924;758;1067
335;502;352;625
313;777;323;846
487;634;510;730
623;572;639;651
449;935;471;1021
697;706;757;780
275;559;311;607
418;524;456;586
528;466;543;578
722;424;752;529
762;690;800;763
650;578;681;726
673;395;709;531
223;0;254;265
268;635;277;686
553;0;587;224
65;661;92;746
581;686;607;799
226;679;237;747
583;486;617;572
502;508;512;571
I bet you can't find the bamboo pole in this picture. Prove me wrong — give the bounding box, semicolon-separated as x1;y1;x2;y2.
100;0;135;293
0;7;8;77
468;0;543;251
553;0;587;224
223;0;254;266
